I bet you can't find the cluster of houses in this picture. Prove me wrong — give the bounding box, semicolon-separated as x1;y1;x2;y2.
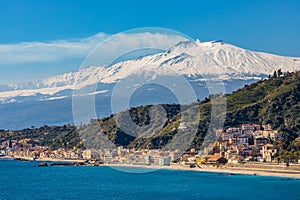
200;124;283;164
0;138;178;166
0;123;286;166
0;138;92;161
97;147;183;166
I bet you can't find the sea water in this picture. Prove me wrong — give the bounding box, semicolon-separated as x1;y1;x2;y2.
0;159;299;200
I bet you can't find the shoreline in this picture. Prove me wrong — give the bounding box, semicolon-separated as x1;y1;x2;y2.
2;156;300;179
103;163;300;179
1;155;86;163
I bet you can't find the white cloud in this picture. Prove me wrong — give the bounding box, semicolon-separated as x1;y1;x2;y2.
82;32;190;67
0;32;189;65
0;33;108;64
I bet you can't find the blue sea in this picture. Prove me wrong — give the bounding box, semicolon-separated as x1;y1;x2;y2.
0;159;300;200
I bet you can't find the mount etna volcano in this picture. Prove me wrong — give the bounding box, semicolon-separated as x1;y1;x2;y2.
0;40;299;129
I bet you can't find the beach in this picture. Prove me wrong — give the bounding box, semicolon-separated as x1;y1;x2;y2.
3;155;300;178
103;162;300;178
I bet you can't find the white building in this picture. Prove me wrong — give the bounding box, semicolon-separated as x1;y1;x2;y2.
158;157;171;166
82;149;92;160
144;155;152;165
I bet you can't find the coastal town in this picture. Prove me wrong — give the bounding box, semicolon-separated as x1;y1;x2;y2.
1;123;299;168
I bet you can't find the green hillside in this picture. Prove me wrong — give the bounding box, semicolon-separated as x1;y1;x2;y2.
226;71;299;135
79;71;300;151
0;125;83;149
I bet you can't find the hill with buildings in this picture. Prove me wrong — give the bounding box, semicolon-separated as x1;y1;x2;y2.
81;70;299;152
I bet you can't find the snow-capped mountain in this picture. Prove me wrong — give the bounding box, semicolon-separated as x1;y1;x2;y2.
0;40;299;129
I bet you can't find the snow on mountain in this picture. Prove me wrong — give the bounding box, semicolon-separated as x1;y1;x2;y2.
164;40;297;75
0;40;299;103
79;40;299;83
4;65;106;90
73;40;298;84
1;39;300;129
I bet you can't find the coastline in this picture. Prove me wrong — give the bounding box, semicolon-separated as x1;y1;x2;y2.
1;155;86;163
104;163;300;179
2;155;300;179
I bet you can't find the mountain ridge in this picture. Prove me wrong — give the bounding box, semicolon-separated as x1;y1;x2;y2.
1;40;299;92
0;40;299;129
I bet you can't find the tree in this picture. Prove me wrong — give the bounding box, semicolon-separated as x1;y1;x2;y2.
277;69;283;77
273;70;277;78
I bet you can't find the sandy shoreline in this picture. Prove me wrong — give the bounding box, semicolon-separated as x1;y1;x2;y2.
2;156;300;178
103;163;300;178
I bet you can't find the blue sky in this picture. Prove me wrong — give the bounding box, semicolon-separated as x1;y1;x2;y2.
0;0;300;83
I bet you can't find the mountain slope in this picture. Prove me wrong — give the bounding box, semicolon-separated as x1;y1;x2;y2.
1;40;299;96
2;72;299;153
79;71;300;150
0;40;299;129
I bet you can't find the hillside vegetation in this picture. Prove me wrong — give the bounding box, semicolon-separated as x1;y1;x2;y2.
79;71;300;151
